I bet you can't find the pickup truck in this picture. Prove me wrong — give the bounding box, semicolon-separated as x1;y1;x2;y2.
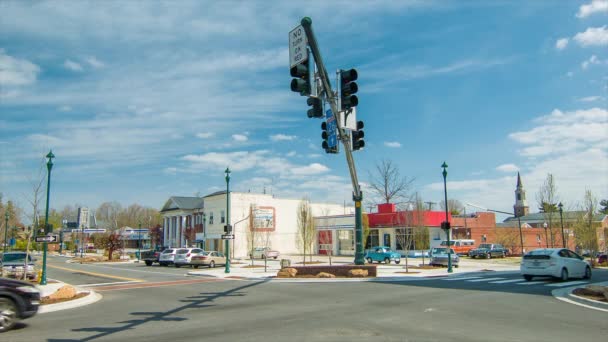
140;248;167;266
468;243;508;259
365;246;401;264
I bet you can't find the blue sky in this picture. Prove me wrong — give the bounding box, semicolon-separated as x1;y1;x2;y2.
1;0;607;222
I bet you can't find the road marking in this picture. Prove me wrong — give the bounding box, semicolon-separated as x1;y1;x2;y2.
48;264;144;282
545;281;588;287
78;281;141;287
82;264;192;277
489;279;524;284
515;281;549;285
441;276;483;281
92;278;223;291
466;277;505;282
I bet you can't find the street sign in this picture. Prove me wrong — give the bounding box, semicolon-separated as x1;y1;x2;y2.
339;107;357;131
35;235;59;243
289;24;308;68
221;234;235;240
326;109;338;149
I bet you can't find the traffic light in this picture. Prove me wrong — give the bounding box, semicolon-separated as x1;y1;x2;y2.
307;96;323;118
340;68;358;110
224;224;232;234
290;59;311;96
351;120;364;151
441;221;451;230
321;121;338;154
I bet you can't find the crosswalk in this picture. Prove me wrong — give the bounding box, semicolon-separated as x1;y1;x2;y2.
439;275;589;288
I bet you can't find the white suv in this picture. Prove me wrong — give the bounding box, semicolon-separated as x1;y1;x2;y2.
159;248;179;266
174;248;204;268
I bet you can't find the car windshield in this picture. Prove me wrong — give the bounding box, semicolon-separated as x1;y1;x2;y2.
432;248;447;254
478;244;491;249
2;253;31;263
528;249;553;256
200;252;210;256
176;249;189;254
162;249;174;254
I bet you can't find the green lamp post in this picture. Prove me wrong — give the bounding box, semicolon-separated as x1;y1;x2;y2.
558;202;565;248
441;161;453;273
225;167;231;274
3;211;9;253
41;150;55;285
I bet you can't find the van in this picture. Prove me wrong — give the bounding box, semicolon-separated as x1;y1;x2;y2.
440;239;476;255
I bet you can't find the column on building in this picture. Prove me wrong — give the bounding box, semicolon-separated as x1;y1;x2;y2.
163;217;168;247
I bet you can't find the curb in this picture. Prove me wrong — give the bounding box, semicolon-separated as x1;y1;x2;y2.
39;289;103;314
552;281;608;312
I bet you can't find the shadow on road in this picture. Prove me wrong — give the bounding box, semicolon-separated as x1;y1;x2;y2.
47;279;270;342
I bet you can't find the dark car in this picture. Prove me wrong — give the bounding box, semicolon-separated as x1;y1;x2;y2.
597;253;607;264
0;278;41;332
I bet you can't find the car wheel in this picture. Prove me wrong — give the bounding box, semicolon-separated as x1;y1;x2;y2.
454;264;459;268
159;262;166;266
486;253;491;259
210;261;215;268
584;266;592;279
273;256;278;259
175;264;180;268
262;255;266;259
366;257;373;264
560;268;569;281
193;265;199;269
395;259;401;264
145;260;152;266
523;275;533;281
384;257;390;264
502;252;506;258
0;297;18;333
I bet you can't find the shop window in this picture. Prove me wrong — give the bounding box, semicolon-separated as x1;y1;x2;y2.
365;230;379;249
209;212;214;225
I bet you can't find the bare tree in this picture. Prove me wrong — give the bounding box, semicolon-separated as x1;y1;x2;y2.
368;159;415;204
440;199;464;215
574;190;599;264
412;193;430;265
537;173;560;247
21;158;47;279
296;198;315;265
394;208;415;272
494;228;519;255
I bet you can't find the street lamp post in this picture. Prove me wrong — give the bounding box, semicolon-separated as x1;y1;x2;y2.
41;150;55;286
558;202;565;248
60;219;66;255
138;222;142;262
3;212;9;253
543;222;548;248
224;167;231;274
441;162;453;273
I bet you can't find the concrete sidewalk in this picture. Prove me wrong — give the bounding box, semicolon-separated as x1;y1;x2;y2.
36;280;102;314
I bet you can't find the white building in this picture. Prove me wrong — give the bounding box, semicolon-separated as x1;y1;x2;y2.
160;192;350;258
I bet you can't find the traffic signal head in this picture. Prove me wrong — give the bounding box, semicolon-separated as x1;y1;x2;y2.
290;59;311;96
321;121;338;154
441;221;451;230
307;97;323;118
340;68;359;110
351;120;364;151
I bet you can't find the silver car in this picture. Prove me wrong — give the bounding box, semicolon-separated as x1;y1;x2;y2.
429;247;460;268
159;248;179;266
174;248;204;268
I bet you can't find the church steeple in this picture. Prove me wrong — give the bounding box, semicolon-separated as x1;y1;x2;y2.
514;172;529;217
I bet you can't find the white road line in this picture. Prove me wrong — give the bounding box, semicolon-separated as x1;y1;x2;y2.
441;276;483;281
516;281;549;285
545;281;588;287
466;277;505;282
82;264;187;277
489;279;523;284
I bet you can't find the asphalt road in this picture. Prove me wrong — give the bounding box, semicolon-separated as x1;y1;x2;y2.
6;256;607;342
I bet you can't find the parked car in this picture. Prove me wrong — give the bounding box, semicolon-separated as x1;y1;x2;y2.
158;248;179;266
141;247;168;266
249;247;280;259
468;243;508;259
520;248;592;281
174;248;205;268
0;277;40;332
597;253;607;264
429;247;460;268
365;246;401;264
190;251;226;268
0;252;38;281
440;239;476;256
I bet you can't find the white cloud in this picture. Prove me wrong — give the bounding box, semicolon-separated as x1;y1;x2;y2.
286;151;297;157
0;49;40;86
270;134;296;141
573;26;608;47
496;164;519;173
577;0;608;18
578;96;602;102
290;163;329;176
196;132;215;139
232;134;248;142
555;38;569;50
566;71;574;77
58;105;72;112
384;141;402;148
509;108;608;157
581;55;607;69
64;59;83;72
85;56;105;68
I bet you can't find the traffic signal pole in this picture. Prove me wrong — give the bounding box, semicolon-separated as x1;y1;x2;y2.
300;17;365;265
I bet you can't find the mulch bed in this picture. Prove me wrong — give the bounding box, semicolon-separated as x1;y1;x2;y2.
572;288;607;302
41;292;89;305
